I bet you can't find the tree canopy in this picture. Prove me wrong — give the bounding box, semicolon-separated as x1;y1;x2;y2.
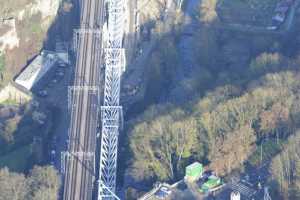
128;68;300;183
270;131;300;200
0;166;61;200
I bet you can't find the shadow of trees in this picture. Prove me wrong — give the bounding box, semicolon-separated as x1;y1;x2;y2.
118;0;300;195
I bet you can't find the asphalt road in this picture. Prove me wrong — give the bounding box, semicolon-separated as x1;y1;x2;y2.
62;0;104;200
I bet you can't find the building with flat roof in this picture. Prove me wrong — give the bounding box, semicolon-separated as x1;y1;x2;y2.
15;51;58;90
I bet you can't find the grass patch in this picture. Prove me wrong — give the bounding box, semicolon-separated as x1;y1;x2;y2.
0;99;19;106
0;144;32;172
31;23;43;34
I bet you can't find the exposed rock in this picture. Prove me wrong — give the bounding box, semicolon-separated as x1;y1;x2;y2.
27;0;60;27
0;19;19;51
0;0;59;53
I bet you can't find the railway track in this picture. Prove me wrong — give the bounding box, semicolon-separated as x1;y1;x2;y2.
63;0;104;199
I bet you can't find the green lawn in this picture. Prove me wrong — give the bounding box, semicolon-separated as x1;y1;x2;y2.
0;144;32;172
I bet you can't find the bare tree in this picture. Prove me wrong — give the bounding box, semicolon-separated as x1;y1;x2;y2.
0;168;28;200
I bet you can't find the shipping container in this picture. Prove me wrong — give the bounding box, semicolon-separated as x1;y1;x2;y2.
185;162;203;181
199;175;222;193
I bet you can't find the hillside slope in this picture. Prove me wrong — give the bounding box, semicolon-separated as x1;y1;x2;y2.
0;0;59;86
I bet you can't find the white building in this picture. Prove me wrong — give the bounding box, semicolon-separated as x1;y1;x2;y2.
231;191;241;200
15;51;57;90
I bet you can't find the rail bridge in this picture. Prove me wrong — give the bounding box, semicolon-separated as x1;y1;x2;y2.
62;0;104;199
62;0;125;199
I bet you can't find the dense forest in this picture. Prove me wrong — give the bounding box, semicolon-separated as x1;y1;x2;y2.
125;0;300;199
0;166;60;200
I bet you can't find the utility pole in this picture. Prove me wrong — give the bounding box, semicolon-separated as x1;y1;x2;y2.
98;0;126;198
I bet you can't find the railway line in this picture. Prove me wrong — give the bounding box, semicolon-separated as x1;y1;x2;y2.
63;0;104;199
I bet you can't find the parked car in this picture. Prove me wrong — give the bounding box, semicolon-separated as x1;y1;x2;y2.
47;80;56;88
56;69;65;77
52;79;58;84
55;75;64;82
266;26;278;30
155;186;171;199
58;62;68;68
37;90;48;97
50;150;56;165
56;73;64;78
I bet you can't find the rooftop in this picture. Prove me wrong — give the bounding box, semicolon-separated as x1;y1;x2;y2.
186;162;202;169
15;50;58;90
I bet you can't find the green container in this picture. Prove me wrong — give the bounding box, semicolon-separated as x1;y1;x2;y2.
185;162;203;178
203;179;220;188
201;175;221;191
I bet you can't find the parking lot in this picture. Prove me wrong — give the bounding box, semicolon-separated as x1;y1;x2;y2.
31;47;75;171
32;57;72;103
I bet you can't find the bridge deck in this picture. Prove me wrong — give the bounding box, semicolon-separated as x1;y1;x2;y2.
63;0;104;200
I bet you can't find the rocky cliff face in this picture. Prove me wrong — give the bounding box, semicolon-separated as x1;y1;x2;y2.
0;0;59;83
0;19;19;51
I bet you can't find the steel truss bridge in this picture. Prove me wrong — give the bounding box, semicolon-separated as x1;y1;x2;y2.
62;0;126;199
